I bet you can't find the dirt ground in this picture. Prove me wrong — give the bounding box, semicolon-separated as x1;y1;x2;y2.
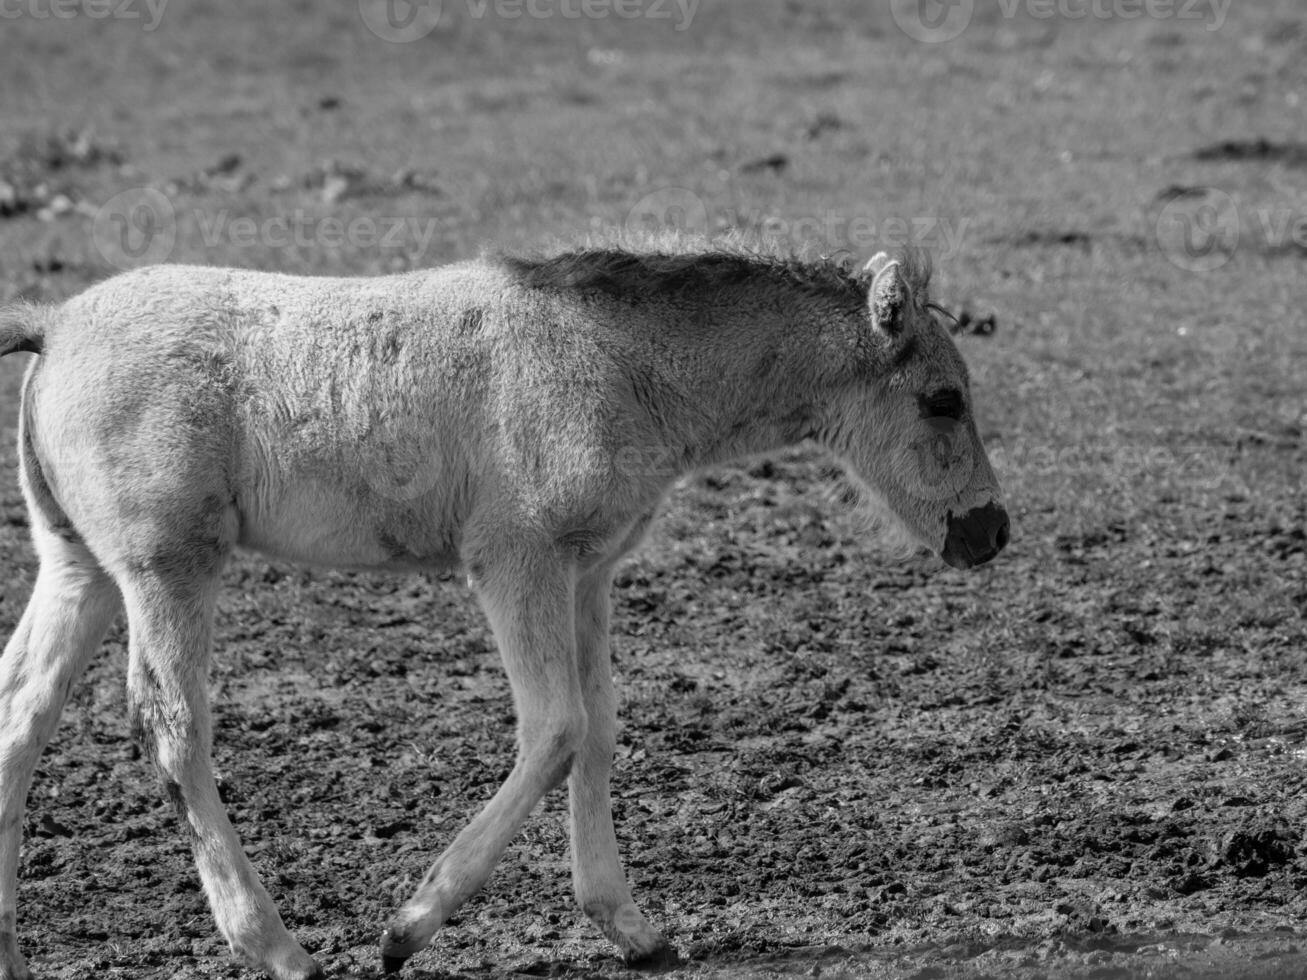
1;2;1305;978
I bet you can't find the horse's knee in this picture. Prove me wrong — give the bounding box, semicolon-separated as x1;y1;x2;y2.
546;712;588;771
579;707;616;758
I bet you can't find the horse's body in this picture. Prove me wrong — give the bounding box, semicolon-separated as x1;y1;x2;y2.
0;244;1008;980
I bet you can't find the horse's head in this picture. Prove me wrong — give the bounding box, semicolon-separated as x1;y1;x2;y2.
817;249;1009;569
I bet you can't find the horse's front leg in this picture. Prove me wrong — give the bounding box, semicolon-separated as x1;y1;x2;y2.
569;565;675;968
380;545;588;971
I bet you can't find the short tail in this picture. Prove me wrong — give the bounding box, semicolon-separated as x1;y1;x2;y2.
0;303;45;356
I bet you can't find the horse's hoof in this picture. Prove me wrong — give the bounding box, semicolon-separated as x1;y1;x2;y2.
253;949;323;980
382;917;437;974
625;943;680;972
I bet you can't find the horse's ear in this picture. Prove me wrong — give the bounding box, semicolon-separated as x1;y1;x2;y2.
862;252;893;278
869;260;908;336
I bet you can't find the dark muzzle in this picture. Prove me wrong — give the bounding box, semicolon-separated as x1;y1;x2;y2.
941;502;1010;570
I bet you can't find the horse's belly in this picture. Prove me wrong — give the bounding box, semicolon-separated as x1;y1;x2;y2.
235;479;460;572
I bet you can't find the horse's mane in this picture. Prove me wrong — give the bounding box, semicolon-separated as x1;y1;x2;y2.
495;235;933;311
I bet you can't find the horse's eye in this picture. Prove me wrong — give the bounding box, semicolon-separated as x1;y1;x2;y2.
919;390;964;420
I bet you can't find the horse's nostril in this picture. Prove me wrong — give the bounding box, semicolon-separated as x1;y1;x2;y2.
995;516;1010;551
942;504;1009;569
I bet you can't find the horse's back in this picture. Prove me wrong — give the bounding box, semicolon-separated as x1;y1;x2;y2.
25;262;510;571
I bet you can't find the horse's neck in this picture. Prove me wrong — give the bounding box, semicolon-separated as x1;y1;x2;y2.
631;295;821;471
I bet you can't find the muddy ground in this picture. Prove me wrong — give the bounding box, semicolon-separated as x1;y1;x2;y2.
1;2;1306;978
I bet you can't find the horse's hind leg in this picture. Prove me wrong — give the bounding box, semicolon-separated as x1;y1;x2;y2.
0;525;121;980
569;565;674;968
117;558;321;980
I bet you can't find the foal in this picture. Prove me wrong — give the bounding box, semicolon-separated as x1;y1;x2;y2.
0;244;1007;979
